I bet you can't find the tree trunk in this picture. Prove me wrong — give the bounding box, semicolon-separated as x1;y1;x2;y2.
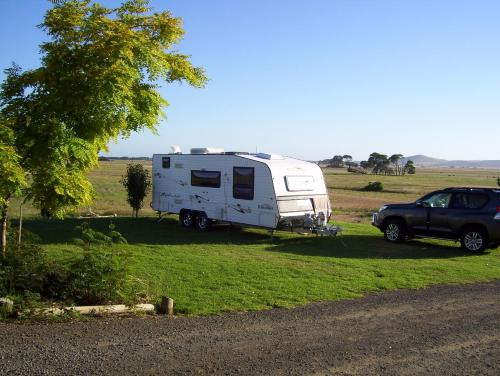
1;206;7;257
18;204;23;250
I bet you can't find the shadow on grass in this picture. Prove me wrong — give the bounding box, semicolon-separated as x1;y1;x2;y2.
22;217;488;259
329;186;411;195
22;216;272;246
266;235;486;259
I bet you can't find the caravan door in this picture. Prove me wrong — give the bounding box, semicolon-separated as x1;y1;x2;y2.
225;166;276;228
189;169;226;220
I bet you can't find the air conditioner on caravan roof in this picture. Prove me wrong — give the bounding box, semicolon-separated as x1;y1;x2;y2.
190;147;225;154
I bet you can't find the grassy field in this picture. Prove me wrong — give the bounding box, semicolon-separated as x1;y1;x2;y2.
10;161;500;221
10;160;154;218
11;162;500;315
325;167;500;222
25;217;500;315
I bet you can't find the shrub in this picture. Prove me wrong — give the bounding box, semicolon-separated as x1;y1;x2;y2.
65;246;128;305
348;166;367;174
364;181;384;192
121;164;151;217
0;242;48;297
1;221;131;314
64;222;129;305
0;229;59;317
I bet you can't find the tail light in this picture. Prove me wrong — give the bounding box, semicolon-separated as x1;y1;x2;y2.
495;207;500;220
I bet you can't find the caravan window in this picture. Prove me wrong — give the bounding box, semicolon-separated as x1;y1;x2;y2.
233;167;254;200
162;157;170;168
191;170;221;188
285;176;314;191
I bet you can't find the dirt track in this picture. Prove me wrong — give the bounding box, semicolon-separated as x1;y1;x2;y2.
1;282;499;375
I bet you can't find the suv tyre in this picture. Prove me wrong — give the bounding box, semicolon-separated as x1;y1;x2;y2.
383;219;407;243
461;227;488;252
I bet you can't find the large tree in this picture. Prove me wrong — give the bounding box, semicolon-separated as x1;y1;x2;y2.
368;152;389;175
404;160;416;175
330;155;345;168
389;154;404;175
0;0;207;248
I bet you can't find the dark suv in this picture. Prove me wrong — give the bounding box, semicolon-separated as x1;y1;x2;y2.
372;187;500;252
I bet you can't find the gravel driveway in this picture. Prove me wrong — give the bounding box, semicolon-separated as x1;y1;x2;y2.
1;281;499;375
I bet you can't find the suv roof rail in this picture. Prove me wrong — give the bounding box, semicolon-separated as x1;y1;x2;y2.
443;187;493;192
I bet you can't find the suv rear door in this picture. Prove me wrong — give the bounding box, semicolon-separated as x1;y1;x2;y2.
448;191;490;235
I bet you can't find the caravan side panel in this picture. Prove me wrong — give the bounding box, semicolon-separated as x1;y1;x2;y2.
153;154;227;220
152;155;279;228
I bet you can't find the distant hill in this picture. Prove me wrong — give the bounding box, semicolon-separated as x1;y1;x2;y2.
404;155;500;169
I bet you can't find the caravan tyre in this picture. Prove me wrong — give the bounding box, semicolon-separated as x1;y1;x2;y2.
180;210;194;228
195;213;211;231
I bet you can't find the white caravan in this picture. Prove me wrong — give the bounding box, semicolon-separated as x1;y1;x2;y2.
151;148;332;230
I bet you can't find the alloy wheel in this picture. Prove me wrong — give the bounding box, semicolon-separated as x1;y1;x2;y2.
464;232;483;251
385;223;400;241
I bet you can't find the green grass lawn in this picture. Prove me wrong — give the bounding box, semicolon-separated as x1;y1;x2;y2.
8;162;500;315
25;217;500;316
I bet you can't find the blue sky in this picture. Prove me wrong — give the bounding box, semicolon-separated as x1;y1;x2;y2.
1;0;499;161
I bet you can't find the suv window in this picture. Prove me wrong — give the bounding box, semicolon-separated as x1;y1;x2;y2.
452;193;489;209
422;192;452;208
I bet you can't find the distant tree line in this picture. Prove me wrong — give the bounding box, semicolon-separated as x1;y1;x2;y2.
98;156;152;162
320;153;416;175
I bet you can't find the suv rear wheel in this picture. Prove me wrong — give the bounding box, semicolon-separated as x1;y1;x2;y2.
461;227;488;252
383;219;407;243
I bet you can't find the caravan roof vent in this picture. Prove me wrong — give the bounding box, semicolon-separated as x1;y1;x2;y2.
255;152;285;160
190;147;225;155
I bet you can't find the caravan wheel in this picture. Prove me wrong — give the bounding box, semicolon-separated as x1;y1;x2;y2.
195;213;211;231
180;210;194;228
